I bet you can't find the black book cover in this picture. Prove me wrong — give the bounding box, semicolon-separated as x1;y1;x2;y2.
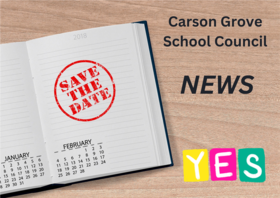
3;21;173;197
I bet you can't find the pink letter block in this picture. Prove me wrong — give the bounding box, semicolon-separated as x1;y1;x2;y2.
210;148;237;181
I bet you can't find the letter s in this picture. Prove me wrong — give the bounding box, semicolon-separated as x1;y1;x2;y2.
239;75;254;94
244;154;262;179
164;36;171;47
59;80;69;92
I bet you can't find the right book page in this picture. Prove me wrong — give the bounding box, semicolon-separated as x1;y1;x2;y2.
133;22;172;166
26;23;160;184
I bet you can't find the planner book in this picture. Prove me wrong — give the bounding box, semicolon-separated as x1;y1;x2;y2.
0;21;173;195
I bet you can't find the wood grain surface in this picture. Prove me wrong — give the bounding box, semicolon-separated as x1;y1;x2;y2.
1;0;279;197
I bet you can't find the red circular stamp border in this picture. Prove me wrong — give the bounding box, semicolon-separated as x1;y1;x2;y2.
54;60;116;122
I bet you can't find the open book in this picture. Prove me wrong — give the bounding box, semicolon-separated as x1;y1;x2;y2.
0;21;173;195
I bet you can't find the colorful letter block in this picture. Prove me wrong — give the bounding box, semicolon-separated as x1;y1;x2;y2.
209;148;237;181
182;148;265;183
183;149;209;182
238;148;266;182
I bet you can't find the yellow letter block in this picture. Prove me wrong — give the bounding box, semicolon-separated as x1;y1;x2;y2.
183;149;209;182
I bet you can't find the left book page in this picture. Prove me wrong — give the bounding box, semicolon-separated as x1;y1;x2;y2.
0;43;51;194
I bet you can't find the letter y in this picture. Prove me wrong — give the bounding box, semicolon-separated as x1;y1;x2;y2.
187;151;204;179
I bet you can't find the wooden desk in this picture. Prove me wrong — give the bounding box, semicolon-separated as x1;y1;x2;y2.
1;1;279;197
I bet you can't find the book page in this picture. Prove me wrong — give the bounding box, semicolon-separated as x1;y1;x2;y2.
0;43;51;194
134;23;172;166
26;23;159;183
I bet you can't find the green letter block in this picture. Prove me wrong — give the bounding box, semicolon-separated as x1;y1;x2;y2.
238;148;265;182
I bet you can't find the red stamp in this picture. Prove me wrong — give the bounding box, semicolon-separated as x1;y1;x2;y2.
54;60;116;121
